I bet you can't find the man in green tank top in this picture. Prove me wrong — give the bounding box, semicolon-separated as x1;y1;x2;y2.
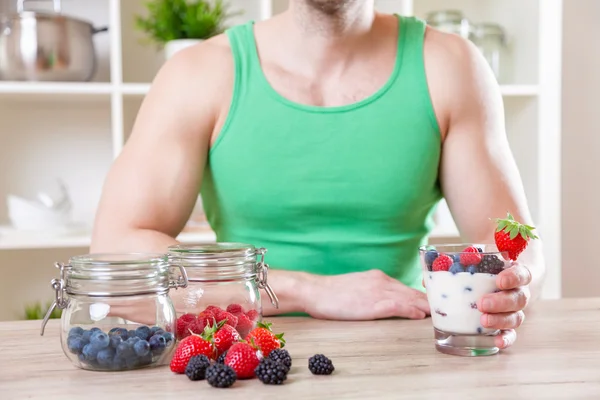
91;0;545;351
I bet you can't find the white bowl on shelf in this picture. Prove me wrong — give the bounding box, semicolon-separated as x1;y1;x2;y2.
7;193;72;231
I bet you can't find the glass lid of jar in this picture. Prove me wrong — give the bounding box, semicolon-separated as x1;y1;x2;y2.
168;243;256;256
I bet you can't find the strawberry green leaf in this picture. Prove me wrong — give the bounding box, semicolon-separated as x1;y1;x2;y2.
509;225;519;239
497;220;508;231
275;332;286;348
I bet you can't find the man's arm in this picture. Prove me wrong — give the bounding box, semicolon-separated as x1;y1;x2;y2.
424;29;546;302
90;43;218;253
90;38;313;316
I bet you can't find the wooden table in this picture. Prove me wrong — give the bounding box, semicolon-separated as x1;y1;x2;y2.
1;298;599;399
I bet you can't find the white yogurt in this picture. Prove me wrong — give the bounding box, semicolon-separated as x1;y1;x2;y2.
425;271;498;335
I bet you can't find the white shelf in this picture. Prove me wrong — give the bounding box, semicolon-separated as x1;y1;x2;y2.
499;85;539;96
0;82;535;98
0;226;217;251
0;82;113;97
121;83;152;95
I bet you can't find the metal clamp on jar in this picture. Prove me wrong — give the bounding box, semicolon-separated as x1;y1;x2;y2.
40;253;187;372
167;243;279;340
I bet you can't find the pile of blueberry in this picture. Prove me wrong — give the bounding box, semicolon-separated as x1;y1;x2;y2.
66;325;174;371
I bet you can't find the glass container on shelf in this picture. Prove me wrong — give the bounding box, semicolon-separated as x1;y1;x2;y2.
425;10;472;40
167;243;279;341
40;253;188;371
472;23;508;82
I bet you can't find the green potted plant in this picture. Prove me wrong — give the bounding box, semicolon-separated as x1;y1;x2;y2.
135;0;242;60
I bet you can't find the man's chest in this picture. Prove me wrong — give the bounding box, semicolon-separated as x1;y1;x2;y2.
260;56;396;108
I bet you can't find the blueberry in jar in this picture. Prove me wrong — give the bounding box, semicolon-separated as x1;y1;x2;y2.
91;332;110;350
81;330;93;342
97;348;115;367
69;327;84;337
82;343;99;361
109;334;122;349
135;326;151;341
162;332;174;345
67;335;86;354
116;342;134;359
149;334;167;354
112;328;128;341
134;340;150;357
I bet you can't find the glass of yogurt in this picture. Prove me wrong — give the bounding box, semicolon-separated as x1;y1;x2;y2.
419;244;511;357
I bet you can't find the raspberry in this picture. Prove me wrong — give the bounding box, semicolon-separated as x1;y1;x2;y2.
246;310;259;321
226;304;243;314
215;311;238;328
205;305;222;314
236;314;254;338
432;254;453;272
255;358;288;385
308;354;334;375
459;246;482;266
198;311;216;329
176;314;197;340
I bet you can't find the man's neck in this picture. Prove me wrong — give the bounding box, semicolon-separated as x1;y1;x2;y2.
275;0;377;75
288;0;375;38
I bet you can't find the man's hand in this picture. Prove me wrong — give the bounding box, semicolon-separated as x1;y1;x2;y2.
477;262;532;349
301;269;431;321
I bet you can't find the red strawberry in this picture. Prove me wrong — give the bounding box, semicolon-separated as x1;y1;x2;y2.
245;321;285;357
459;246;482;266
494;212;538;260
176;313;197;340
432;254;453;271
224;342;260;379
236;313;254;338
213;324;242;355
169;334;215;373
215;311;238;328
226;304;243;315
246;309;259;321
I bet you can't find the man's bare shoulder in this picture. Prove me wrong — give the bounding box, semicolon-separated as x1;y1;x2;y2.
155;33;233;89
422;25;501;135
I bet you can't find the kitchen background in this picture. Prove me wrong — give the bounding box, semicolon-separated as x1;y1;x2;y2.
0;0;592;321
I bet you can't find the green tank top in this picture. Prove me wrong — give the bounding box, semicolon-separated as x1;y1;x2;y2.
200;15;442;291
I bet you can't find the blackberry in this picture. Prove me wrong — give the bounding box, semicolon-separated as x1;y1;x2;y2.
185;355;211;381
308;354;334;375
255;358;288;385
205;363;237;388
268;348;292;371
479;255;505;275
216;350;228;364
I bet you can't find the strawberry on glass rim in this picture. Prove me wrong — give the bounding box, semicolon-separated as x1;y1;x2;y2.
493;212;538;261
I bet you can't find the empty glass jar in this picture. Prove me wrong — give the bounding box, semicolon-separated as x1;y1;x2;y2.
425;10;472;39
167;243;279;341
472;23;507;81
41;253;188;371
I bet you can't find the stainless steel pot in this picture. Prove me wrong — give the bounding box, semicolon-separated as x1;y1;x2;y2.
0;0;108;82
